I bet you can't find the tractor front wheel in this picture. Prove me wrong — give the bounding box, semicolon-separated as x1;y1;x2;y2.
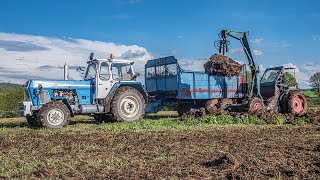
111;86;145;122
38;102;71;128
26;114;40;128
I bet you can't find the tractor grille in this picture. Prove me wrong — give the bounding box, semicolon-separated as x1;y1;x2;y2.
24;81;31;101
24;89;31;101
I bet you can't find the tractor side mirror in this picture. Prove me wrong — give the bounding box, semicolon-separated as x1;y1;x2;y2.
76;66;86;74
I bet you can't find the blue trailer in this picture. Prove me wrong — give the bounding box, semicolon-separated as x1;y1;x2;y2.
144;56;248;114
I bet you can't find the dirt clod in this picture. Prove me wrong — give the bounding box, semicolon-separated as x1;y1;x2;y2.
203;152;239;173
203;54;242;78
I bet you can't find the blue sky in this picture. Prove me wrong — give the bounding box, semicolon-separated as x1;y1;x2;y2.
0;0;319;87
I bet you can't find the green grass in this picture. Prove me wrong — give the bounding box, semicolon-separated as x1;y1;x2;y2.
0;113;306;134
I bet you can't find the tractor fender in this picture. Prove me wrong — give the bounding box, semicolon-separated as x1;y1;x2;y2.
104;82;148;113
48;98;74;117
62;99;75;117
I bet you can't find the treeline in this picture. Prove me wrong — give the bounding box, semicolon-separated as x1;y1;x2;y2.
0;85;24;118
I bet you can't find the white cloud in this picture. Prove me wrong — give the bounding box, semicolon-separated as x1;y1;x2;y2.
251;38;264;44
0;33;152;84
229;48;263;56
229;48;242;54
171;49;177;55
177;35;183;39
302;61;320;75
253;50;263;56
179;57;208;71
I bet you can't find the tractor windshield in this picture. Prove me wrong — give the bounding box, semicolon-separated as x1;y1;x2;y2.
111;63;133;81
85;64;96;80
261;69;280;83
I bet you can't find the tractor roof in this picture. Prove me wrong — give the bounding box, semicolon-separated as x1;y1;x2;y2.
89;58;135;64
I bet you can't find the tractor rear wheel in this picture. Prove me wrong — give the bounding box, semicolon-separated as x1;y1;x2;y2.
248;98;265;113
111;86;145;122
38;102;71;128
287;91;307;115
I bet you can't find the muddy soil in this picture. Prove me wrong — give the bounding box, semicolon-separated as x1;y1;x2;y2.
0;126;319;179
204;54;242;78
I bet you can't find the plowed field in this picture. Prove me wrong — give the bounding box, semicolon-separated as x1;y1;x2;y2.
0;116;319;179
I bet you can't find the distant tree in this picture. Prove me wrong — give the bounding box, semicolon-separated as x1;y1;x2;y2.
310;72;320;95
0;87;4;113
284;72;298;87
0;87;24;117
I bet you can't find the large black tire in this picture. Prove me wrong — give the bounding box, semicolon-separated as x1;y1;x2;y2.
248;98;265;113
26;115;40;128
177;103;192;116
38;102;71;128
111;86;145;122
287;91;308;115
94;114;115;123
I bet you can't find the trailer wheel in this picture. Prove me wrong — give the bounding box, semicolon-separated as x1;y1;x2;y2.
287;91;307;115
177;103;192;116
38;102;71;128
111;86;145;122
248;98;264;113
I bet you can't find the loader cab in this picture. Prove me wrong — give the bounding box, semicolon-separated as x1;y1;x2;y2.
260;66;296;100
84;57;137;99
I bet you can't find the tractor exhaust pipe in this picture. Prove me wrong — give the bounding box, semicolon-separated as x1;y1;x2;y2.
64;63;69;80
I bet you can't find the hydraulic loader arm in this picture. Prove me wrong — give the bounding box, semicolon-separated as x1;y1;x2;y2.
219;30;262;99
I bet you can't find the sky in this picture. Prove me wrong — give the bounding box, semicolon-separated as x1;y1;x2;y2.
0;0;319;88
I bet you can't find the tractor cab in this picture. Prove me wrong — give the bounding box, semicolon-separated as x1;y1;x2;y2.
260;66;287;100
259;66;307;114
82;53;138;99
260;66;296;100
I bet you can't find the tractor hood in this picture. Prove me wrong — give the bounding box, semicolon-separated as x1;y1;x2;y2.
25;80;93;107
29;80;91;89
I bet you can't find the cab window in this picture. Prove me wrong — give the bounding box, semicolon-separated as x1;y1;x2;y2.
112;63;133;80
100;62;110;80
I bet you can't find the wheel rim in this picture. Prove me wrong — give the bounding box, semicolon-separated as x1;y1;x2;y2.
47;108;64;125
292;95;305;113
120;96;139;118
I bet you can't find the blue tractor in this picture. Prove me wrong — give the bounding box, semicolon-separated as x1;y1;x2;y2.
19;54;148;128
